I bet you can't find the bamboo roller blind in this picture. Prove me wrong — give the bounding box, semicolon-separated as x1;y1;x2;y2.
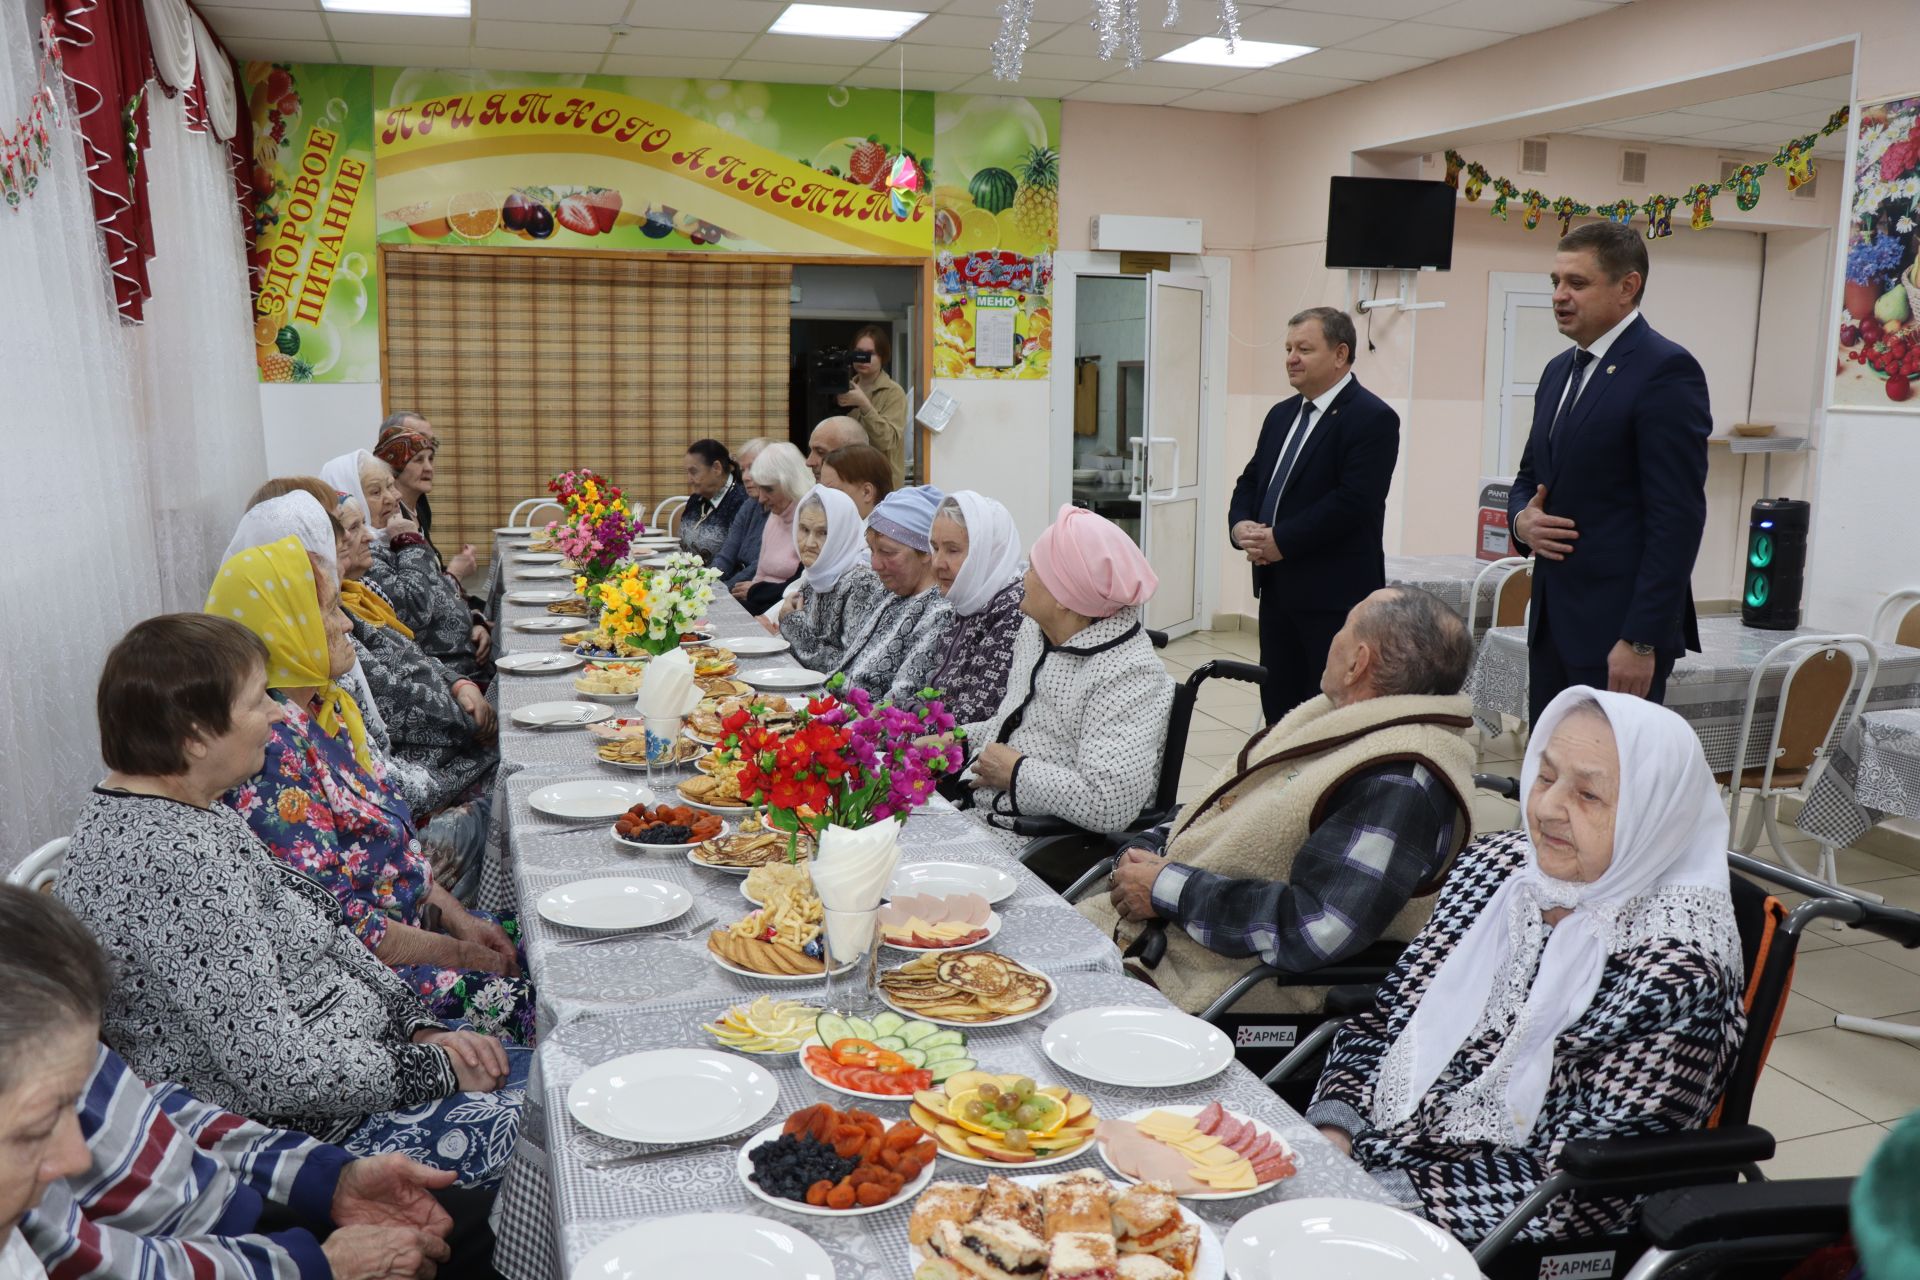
382;250;791;558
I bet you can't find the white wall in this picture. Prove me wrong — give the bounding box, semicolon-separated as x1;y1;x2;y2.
927;380;1055;548
261;382;384;476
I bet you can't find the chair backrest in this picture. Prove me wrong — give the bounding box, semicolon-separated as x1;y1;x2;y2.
1871;588;1920;648
1725;635;1878;836
1147;658;1268;820
1713;872;1796;1127
1468;556;1531;642
652;496;689;533
509;499;564;529
7;837;69;892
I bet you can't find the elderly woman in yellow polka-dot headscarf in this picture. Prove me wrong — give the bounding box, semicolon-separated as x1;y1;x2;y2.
207;536;537;1045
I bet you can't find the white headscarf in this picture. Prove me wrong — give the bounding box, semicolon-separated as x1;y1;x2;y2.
321;450;384;547
794;485;866;593
935;492;1023;617
221;491;390;742
1370;687;1741;1145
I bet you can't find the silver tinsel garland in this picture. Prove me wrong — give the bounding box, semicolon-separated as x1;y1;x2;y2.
993;0;1241;79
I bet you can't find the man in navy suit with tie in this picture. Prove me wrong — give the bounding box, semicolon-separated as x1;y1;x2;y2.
1508;221;1711;723
1229;307;1400;722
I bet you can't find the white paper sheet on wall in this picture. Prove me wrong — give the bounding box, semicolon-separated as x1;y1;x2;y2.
973;295;1017;368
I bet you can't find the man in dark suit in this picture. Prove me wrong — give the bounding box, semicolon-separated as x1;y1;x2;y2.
1508;221;1711;723
1229;306;1400;723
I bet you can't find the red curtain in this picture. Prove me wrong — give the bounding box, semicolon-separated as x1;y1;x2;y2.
48;0;155;322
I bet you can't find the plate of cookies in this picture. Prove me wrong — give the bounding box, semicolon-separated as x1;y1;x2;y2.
706;881;853;981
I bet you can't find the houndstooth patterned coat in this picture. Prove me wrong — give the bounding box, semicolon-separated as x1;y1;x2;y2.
1306;828;1745;1245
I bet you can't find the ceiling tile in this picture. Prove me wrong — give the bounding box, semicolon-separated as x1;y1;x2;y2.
1167;88;1297;113
618;0;783;32
198;6;331;40
609;28;755;56
1417;0;1614;35
1689;121;1822;146
837;65;970;90
323;14;471;44
1064;81;1188;105
1279;47;1428;80
903;13;1056;46
896;42;996;71
598;53;738;75
1006;50;1123;80
1029;24;1183;60
723;59;860;84
1677;91;1840;123
1212;66;1358;98
332;41;458;66
1114;60;1256;89
939;0;1095;22
224;36;340;62
1777;76;1853;100
1334;20;1504;57
478;0;627;17
1599;110;1749;136
952;74;1087;97
468;48;603;71
743;32;898;62
1276;0;1453;19
475;20;613;52
1234;8;1391;46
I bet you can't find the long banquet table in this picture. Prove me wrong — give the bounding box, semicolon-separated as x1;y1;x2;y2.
483;533;1396;1279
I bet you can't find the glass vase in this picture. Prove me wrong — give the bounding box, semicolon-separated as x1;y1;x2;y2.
818;907;883;1019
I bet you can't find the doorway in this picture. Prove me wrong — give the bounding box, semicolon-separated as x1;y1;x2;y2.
790;263;923;480
1482;274;1559;476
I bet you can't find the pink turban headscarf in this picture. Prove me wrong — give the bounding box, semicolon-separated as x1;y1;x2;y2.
1028;504;1158;619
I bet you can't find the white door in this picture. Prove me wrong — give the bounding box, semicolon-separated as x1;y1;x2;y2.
1498;291;1561;474
1132;271;1210;637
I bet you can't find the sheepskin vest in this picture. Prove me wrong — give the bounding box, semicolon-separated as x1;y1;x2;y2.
1081;693;1477;1014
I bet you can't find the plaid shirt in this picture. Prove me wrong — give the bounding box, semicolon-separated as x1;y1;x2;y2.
1143;761;1460;973
22;1046;350;1280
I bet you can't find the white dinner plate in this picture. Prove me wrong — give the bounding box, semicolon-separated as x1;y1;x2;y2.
527;778;650;819
1224;1199;1477;1280
1097;1104;1297;1201
709;946;853;984
881;910;1002;954
494;525;536;535
886;861;1018;906
510;701;616;731
639;554;675;567
743;666;827;692
515;564;576;580
879;965;1056;1029
495;651;585;674
569;1214;834;1280
506;588;577;604
536;877;691;930
509;616;584;633
514;551;563;564
674;781;759;814
907;1174;1223;1280
676;630;715;647
1042;1006;1234;1088
736;1120;935;1216
612;818;730;855
792;1035;936;1104
724;633;791;657
566;1049;779;1144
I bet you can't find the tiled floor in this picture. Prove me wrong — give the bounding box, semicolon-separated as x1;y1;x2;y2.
1159;627;1920;1181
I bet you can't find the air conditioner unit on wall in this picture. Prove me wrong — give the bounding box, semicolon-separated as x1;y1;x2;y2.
1089;215;1204;255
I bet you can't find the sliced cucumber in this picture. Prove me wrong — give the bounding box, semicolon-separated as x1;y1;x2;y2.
927;1056;977;1083
845;1016;879;1041
814;1013;854;1046
873;1035;908;1052
870;1011;907;1037
897;1020;940;1047
918;1029;966;1050
923;1043;970;1065
895;1047;928;1068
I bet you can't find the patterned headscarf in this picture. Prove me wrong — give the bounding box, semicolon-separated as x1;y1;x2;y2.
206;536;372;772
866;483;944;553
373;422;434;471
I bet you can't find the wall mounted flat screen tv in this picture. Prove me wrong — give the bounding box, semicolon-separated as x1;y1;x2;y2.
1325;177;1456;271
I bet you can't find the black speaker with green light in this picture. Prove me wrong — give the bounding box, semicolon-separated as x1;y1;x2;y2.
1742;498;1809;630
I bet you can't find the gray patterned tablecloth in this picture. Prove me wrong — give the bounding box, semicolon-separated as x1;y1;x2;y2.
1469;615;1920;771
1386;553;1512;625
493;973;1399;1280
1794;710;1920;847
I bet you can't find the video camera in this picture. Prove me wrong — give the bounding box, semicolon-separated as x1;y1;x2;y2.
807;346;875;396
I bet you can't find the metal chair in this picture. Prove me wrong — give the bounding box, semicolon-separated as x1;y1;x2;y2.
1870;586;1920;648
7;836;68;891
507;499;564;528
1722;634;1879;898
1468;555;1532;644
651;496;689;536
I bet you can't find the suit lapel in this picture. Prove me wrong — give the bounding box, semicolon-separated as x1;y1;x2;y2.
1536;350;1574;478
1554;315;1647;459
1276;378;1360;508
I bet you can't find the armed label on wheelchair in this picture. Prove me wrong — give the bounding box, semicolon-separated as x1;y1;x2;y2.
1538;1251;1615;1278
1233;1025;1298;1049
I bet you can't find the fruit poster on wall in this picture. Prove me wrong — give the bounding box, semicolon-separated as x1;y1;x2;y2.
371;71;933;256
931;95;1060;381
1836;92;1920;410
244;63;380;384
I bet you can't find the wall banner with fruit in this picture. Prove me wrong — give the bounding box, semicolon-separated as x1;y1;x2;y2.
371;70;934;257
1836;93;1920;410
245;62;380;384
931;95;1060;381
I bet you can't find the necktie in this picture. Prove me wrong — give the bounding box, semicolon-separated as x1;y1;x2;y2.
1549;349;1595;439
1260;402;1316;525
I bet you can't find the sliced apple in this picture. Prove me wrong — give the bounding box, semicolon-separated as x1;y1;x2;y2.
1064;1093;1094;1122
1036;1085;1070;1101
913;1091;950;1116
910;1102;946;1133
966;1135;1036;1163
943;1071;993;1096
936;1121;974;1151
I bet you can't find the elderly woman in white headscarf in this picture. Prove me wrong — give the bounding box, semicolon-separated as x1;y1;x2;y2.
925;492;1025;724
833;484;955;705
774;485;887;672
322;450;489;678
1306;687;1746;1246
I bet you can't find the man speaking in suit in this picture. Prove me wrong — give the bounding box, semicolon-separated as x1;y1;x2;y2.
1229;307;1400;722
1508;221;1711;723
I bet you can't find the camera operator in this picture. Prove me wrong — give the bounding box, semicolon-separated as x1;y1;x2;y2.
834;325;908;489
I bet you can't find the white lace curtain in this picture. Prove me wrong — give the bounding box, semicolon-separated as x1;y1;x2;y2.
0;0;265;871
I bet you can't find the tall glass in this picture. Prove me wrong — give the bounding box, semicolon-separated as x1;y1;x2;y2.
818;906;883;1019
643;714;683;790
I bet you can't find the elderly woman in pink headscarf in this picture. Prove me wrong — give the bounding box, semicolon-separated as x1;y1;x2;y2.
960;505;1175;846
